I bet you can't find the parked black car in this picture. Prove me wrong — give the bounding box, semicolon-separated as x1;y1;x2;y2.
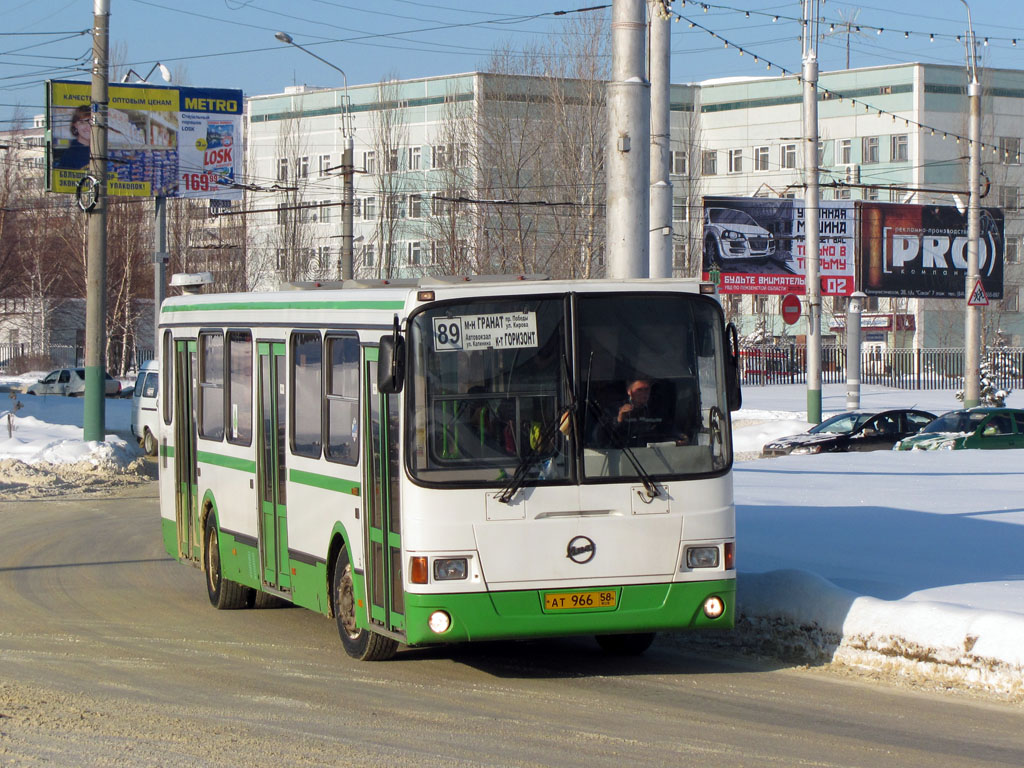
761;408;937;457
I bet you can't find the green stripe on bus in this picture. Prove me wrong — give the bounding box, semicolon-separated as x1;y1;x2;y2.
402;578;736;646
196;451;257;473
289;468;360;495
163;300;405;313
161;444;175;458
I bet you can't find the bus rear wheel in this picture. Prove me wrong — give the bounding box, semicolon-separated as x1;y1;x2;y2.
595;632;656;656
204;518;250;609
332;547;398;661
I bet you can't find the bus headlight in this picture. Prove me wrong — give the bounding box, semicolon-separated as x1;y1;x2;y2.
685;546;720;569
428;611;452;633
703;596;725;619
433;558;468;581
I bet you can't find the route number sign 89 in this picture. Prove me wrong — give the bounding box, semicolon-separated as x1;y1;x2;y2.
433;317;464;350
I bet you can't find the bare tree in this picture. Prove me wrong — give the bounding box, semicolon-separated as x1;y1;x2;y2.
365;78;410;279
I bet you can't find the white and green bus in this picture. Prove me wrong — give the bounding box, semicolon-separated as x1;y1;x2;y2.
158;276;742;660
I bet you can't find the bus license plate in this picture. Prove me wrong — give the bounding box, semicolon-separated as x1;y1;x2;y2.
543;590;617;610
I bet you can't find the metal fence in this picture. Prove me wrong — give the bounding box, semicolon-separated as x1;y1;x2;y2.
0;342;154;373
740;345;1024;390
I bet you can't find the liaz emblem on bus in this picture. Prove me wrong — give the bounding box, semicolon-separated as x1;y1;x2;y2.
433;311;538;352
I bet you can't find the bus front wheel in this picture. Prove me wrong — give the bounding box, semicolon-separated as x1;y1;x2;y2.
595;632;656;656
332;547;398;661
204;519;250;609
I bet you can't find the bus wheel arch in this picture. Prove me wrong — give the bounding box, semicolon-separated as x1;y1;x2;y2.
202;505;250;610
330;545;398;661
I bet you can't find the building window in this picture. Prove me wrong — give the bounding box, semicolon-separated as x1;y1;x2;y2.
276;248;287;271
672;198;687;221
754;146;769;171
316;246;332;273
363;243;376;268
276;204;288;226
277;157;289;181
728;148;743;174
318;200;332;222
724;295;741;316
836;187;851;200
408;241;426;266
408;146;421;170
671;150;687;175
433;144;451;169
891;134;908;162
318;154;332;177
386;195;401;219
862;136;879;164
752;295;769;313
431;192;448;215
817;140;827;166
363;196;377;220
889;186;906;203
408;193;423;219
1006;236;1019;264
363;150;377;175
838;138;852;165
292;332;322;459
1000;136;1021;165
385;148;399;173
701;150;717;176
1004;287;1020;313
1000;186;1019;212
866;186;880;201
297;156;309;178
780;143;797;169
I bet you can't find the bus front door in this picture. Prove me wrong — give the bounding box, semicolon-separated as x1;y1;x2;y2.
257;342;291;593
173;339;199;561
363;349;404;638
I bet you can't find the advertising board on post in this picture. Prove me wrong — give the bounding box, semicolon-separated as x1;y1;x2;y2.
858;202;1003;299
46;79;243;200
701;196;855;297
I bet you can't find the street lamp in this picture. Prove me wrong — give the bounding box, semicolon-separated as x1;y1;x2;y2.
275;31;355;280
958;0;982;407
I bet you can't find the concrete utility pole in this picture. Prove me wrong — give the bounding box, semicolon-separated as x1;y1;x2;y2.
607;0;650;279
153;197;167;354
648;0;672;278
845;291;865;409
961;0;982;407
274;32;354;280
802;0;822;423
83;0;110;442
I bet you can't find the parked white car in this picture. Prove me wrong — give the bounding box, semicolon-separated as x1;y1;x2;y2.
26;368;121;397
131;360;160;456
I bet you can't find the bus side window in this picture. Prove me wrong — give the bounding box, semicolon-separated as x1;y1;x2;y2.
325;334;359;464
292;332;323;458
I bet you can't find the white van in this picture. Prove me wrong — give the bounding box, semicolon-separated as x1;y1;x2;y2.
131;359;160;456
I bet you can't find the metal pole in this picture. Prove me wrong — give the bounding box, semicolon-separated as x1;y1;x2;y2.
153;196;167;357
961;0;981;407
275;32;354;280
846;291;865;410
648;0;672;278
607;0;650;279
802;0;822;423
83;0;110;442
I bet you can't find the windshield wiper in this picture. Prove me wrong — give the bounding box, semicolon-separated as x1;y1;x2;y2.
496;409;570;504
584;398;661;500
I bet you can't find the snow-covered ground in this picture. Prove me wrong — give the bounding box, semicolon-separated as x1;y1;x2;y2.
2;372;1022;696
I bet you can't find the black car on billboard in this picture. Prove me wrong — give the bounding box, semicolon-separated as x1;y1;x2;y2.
761;408;936;457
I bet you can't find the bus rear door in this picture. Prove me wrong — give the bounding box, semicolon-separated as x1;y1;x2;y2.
173;339;199;561
257;342;291;592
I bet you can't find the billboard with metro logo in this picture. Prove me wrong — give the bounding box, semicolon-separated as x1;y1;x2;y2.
46;79;243;200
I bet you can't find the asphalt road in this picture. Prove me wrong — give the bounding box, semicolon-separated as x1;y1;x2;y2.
1;488;1023;767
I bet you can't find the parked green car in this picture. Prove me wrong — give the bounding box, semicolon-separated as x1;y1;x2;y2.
894;408;1024;451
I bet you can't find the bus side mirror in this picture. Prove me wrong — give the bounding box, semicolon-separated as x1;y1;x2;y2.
724;323;742;412
378;334;405;394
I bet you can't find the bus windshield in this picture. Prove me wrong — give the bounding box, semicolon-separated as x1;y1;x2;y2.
406;292;730;486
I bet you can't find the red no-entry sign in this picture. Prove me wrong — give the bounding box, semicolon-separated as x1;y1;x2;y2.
781;294;801;324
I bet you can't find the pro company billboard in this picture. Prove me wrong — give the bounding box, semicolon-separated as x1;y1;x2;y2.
858;202;1003;299
701;196;855;296
46;79;242;200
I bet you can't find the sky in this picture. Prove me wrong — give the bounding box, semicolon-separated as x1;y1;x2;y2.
1;371;1022;696
3;0;1024;130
